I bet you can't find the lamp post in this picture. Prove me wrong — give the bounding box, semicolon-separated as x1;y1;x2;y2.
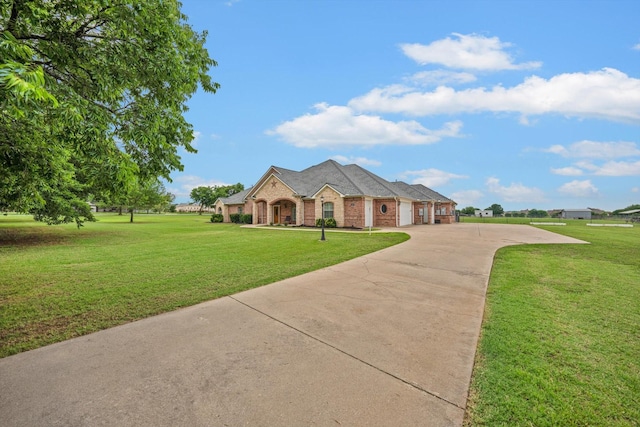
320;195;326;241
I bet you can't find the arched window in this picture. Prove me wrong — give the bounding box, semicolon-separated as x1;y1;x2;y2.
323;202;334;219
380;204;388;214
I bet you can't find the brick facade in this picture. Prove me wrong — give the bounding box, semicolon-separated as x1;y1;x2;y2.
252;177;300;225
303;200;315;226
216;162;457;228
413;202;427;225
344;197;365;228
374;199;397;227
316;187;344;227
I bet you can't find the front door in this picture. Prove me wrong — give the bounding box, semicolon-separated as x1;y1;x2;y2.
273;205;280;224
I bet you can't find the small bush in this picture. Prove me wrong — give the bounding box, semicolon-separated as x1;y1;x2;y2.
229;213;241;223
315;218;337;228
240;214;252;224
210;213;223;223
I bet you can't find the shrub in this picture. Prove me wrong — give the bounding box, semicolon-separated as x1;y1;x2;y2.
229;213;241;223
210;213;223;223
240;214;252;224
315;218;337;228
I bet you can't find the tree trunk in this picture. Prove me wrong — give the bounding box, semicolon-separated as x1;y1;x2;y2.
130;209;134;223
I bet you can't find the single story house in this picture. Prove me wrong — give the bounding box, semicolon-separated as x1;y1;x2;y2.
175;203;214;213
561;209;592;220
214;160;456;228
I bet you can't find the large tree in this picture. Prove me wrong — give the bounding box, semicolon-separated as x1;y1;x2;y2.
121;179;173;222
460;206;477;215
190;185;216;215
190;183;244;214
486;203;504;216
1;0;218;226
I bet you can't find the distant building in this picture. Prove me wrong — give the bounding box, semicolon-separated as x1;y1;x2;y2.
174;203;213;213
560;209;592;220
474;209;493;218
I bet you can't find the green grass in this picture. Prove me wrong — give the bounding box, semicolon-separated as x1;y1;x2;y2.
0;213;408;358
465;218;640;426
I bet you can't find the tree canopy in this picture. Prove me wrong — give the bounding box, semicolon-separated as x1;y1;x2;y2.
486;203;504;216
1;0;219;226
119;179;174;222
190;183;244;214
460;206;477;215
527;209;549;218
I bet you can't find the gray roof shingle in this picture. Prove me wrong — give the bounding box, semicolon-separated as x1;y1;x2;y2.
267;160;454;203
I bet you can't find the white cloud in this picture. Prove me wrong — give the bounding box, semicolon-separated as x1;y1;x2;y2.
399;33;541;71
632;187;640;193
545;145;567;155
558;180;599;197
402;168;468;187
486;177;546;203
348;68;640;123
593;160;640;176
633;43;640;51
407;70;477;86
551;166;584;176
545;140;640;159
449;189;484;207
331;155;382;167
267;103;463;148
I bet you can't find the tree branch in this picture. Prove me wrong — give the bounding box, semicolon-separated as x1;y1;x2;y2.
6;0;22;34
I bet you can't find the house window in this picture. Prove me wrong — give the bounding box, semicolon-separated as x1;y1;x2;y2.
323;202;334;219
380;204;388;214
291;205;296;222
238;206;243;215
218;207;222;214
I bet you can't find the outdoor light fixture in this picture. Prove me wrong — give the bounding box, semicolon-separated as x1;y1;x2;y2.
320;195;326;241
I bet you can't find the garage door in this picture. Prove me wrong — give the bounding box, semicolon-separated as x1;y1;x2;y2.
399;201;412;226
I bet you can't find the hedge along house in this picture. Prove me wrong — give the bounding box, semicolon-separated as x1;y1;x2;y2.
214;160;456;228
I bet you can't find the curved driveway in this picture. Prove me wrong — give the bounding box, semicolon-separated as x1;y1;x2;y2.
0;223;585;426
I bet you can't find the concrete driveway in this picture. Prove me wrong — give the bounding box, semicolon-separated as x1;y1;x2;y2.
0;223;586;426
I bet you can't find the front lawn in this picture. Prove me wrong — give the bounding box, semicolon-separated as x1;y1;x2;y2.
0;213;408;357
466;220;640;426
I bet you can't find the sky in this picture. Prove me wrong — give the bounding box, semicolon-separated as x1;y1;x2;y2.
169;0;640;212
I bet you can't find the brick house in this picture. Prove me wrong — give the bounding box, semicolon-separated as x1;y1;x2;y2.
214;160;456;227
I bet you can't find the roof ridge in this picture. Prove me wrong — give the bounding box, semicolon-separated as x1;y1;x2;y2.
350;164;403;197
327;161;363;194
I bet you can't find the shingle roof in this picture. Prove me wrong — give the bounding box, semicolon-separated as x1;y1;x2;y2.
218;187;253;205
260;160;455;203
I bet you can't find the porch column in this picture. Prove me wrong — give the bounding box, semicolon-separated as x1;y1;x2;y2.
252;201;257;224
296;199;303;225
429;202;435;225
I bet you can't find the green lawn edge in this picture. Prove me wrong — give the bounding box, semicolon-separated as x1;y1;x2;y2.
0;213;408;358
465;218;640;426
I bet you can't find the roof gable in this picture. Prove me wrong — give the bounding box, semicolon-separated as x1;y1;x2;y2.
247;160;454;203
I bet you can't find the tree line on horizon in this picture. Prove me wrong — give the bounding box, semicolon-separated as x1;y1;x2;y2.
459;204;640;218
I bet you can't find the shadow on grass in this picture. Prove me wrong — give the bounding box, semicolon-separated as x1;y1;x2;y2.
0;228;75;247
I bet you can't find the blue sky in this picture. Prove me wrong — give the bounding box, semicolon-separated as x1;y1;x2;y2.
169;0;640;211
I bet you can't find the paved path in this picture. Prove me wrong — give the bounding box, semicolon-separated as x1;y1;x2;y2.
0;224;586;426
